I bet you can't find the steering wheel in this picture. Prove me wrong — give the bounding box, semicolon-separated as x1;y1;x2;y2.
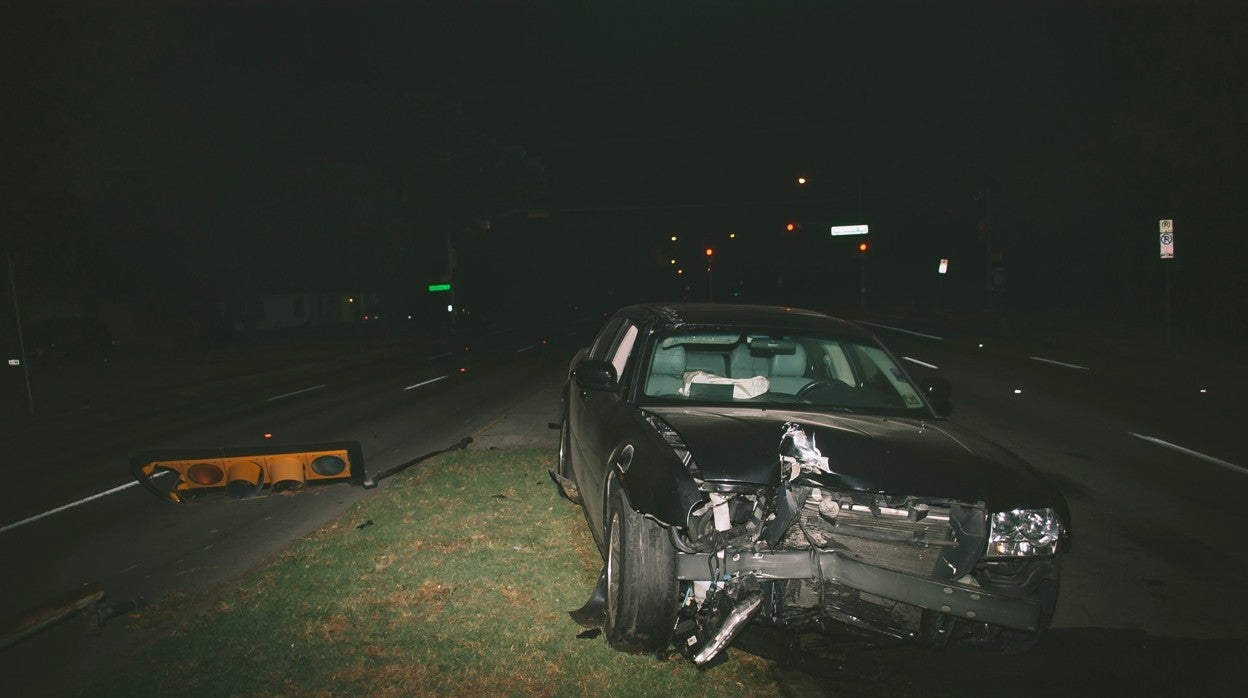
796;379;840;399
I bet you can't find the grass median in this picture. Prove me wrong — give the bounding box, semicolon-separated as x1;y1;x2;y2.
83;448;779;696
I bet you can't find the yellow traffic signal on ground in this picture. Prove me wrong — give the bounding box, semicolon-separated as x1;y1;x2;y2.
130;442;364;503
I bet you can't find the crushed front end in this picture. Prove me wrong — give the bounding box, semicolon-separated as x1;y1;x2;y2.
664;423;1064;665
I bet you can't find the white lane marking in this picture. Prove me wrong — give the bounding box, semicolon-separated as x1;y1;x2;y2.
902;356;940;370
0;471;173;535
1130;433;1247;477
266;384;327;402
857;321;944;340
1030;356;1090;370
430;352;451;360
517;344;536;353
404;375;447;391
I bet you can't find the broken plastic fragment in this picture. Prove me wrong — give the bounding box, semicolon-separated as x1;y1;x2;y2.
778;422;831;479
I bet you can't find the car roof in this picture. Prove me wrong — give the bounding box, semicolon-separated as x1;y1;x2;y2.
619;303;875;341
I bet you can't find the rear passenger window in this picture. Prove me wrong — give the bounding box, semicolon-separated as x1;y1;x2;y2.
817;342;855;385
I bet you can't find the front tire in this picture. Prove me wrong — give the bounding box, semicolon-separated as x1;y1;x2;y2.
604;487;679;653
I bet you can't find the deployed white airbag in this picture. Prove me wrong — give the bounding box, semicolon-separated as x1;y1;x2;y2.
678;371;769;399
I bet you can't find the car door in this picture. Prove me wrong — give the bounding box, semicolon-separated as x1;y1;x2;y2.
569;316;641;547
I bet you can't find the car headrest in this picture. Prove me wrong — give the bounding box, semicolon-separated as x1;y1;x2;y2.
651;344;687;376
770;343;807;377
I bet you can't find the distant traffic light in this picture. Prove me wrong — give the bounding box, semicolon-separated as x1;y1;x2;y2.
705;247;714;257
786;223;796;232
131;443;365;503
858;242;869;253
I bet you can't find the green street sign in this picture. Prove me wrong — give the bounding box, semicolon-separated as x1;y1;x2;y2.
428;283;452;293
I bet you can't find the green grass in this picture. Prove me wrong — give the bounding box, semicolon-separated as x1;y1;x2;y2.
82;449;780;697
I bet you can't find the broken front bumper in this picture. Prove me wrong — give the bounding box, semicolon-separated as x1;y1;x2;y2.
676;549;1044;632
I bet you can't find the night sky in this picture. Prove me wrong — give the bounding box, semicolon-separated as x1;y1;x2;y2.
3;1;1246;348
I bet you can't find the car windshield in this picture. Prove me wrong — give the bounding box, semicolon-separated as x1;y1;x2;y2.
639;330;927;415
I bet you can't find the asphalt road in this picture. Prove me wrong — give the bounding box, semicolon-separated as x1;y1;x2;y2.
0;320;584;695
2;310;1245;695
790;312;1246;696
860;314;1247;634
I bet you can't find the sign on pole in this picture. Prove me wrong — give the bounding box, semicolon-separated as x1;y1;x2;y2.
829;224;869;236
1159;219;1175;259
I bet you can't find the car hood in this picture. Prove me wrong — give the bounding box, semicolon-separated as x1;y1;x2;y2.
647;407;1060;512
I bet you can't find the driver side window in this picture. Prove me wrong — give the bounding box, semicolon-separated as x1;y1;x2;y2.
589;317;625;361
589;317;639;386
610;324;639;383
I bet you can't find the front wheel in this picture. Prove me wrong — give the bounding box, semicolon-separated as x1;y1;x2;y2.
604;487;679;653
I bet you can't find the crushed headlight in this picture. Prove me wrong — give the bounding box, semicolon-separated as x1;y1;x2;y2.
986;508;1062;557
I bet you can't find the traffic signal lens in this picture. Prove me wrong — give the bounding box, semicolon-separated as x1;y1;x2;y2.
705;248;713;257
311;455;347;477
187;462;224;486
786;223;795;231
859;242;869;252
270;455;306;492
225;459;265;498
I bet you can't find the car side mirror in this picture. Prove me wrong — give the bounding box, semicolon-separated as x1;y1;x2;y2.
920;376;953;417
572;359;617;391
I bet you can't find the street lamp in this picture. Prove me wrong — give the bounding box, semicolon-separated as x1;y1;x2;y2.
857;242;869;308
705;247;714;301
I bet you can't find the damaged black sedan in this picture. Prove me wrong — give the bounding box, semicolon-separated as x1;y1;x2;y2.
551;303;1070;666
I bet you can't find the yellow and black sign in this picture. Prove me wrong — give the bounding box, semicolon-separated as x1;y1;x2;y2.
130;442;365;503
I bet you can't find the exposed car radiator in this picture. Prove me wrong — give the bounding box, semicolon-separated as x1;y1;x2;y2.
783;487;965;580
